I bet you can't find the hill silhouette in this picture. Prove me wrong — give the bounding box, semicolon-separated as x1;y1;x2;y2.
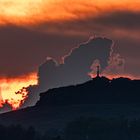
0;77;140;133
36;76;140;107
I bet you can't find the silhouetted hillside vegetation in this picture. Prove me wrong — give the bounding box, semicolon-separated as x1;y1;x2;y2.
0;124;63;140
65;117;140;140
2;117;140;140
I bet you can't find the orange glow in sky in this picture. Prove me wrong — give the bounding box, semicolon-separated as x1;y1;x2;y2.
0;0;140;26
0;73;38;110
0;0;139;110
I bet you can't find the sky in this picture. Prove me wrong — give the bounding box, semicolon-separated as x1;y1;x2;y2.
0;0;140;109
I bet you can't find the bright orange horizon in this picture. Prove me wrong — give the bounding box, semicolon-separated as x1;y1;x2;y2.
0;73;37;110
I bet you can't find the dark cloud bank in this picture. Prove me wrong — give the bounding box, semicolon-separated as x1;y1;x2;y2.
0;10;140;77
22;37;115;108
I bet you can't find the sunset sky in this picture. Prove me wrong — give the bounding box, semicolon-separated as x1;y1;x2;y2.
0;0;140;109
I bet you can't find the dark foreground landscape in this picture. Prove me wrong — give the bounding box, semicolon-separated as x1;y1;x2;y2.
0;76;140;140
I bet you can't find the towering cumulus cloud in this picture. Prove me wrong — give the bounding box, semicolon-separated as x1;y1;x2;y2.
22;37;113;108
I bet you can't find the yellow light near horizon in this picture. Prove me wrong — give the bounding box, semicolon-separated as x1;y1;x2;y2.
0;73;38;109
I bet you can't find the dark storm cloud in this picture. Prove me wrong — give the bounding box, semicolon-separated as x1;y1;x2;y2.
39;37;112;88
22;37;113;107
0;25;86;77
